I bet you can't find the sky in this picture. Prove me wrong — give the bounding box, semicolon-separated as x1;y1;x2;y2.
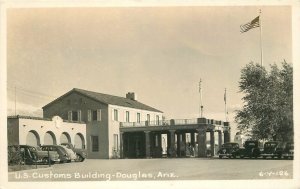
6;6;292;134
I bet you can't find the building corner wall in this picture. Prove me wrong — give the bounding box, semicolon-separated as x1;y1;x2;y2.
7;118;19;145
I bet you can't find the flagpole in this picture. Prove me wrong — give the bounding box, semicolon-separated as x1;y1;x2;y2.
259;9;263;67
199;79;203;118
224;88;228;122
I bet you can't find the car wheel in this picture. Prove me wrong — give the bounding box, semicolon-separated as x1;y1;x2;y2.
75;154;84;162
42;157;49;164
219;155;222;159
278;155;282;159
263;156;267;159
240;156;244;159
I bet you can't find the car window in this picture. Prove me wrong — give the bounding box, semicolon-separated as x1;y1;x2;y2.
265;143;277;147
62;144;69;149
222;143;238;148
222;144;232;148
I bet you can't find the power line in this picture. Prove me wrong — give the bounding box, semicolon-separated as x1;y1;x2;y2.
7;85;58;99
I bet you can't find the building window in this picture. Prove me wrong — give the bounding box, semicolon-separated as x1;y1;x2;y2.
92;110;97;121
88;109;101;122
68;110;81;122
91;136;99;152
126;111;130;122
147;114;150;122
137;113;141;123
113;109;118;121
72;111;78;121
156;115;159;125
113;134;118;150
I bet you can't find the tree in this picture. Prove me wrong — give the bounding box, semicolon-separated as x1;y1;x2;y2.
235;61;293;142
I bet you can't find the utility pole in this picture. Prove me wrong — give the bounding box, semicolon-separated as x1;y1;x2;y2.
15;86;17;116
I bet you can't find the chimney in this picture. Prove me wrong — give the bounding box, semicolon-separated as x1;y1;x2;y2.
126;92;137;101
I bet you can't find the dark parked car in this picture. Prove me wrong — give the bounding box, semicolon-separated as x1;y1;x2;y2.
218;142;239;159
261;141;283;159
233;140;261;159
61;143;86;162
8;145;60;165
41;145;71;163
282;142;294;160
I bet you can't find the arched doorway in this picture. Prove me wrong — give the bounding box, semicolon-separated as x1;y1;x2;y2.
26;130;40;147
74;133;85;149
60;132;71;144
44;131;57;145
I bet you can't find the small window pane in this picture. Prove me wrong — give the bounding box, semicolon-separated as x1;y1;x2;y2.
72;111;78;121
126;111;130;122
114;109;118;121
91;136;99;152
137;113;141;123
92;110;97;121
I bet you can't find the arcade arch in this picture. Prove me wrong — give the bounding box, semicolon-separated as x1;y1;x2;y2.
60;132;71;144
74;133;85;149
26;130;40;146
44;131;57;145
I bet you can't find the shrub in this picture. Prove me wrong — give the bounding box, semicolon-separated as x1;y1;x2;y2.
8;146;23;165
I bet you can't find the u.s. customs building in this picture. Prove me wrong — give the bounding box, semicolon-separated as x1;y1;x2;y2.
42;88;163;159
8;88;230;159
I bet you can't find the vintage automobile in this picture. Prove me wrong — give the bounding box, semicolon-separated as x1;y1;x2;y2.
261;141;283;159
282;142;294;160
233;140;261;159
41;145;71;163
61;143;86;162
8;145;60;165
218;142;240;159
60;145;77;162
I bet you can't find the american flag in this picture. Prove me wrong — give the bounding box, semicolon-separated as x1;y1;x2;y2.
240;16;260;33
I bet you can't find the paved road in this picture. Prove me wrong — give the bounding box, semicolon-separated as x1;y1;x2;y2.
9;158;293;181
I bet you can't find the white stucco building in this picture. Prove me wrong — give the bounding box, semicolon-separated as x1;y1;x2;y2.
7;115;86;149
